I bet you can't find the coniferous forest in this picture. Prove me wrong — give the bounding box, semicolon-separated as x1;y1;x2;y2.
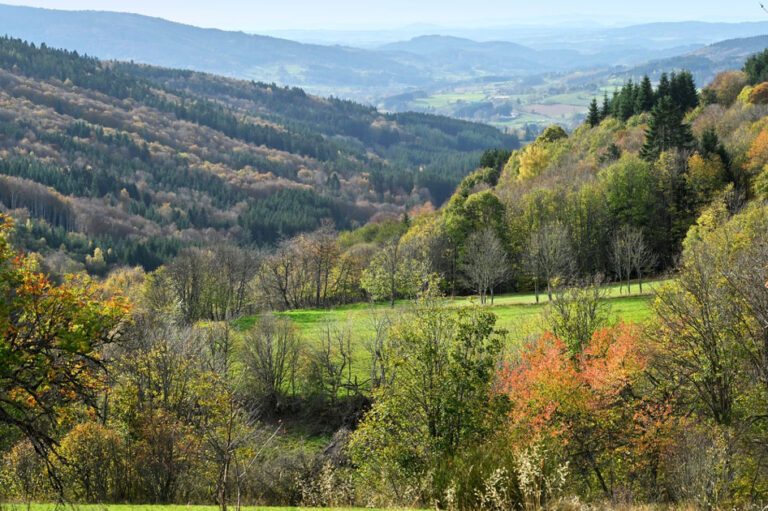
3;26;768;511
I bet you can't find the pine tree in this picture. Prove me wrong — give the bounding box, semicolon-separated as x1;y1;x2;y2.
601;93;611;119
587;98;601;127
619;79;636;121
700;126;732;178
671;70;699;111
640;96;695;161
635;75;655;113
657;72;671;100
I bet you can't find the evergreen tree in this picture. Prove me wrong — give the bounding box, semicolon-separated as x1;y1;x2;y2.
619;79;636;121
635;75;655;113
700;126;732;180
744;48;768;85
601;93;611;119
587;98;601;127
610;90;621;118
657;72;671;100
640;96;695;161
670;70;699;111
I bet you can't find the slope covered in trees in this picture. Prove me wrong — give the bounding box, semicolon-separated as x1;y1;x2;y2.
5;39;768;511
0;36;517;272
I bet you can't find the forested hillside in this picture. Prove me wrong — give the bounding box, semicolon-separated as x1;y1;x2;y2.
4;29;768;511
0;37;516;271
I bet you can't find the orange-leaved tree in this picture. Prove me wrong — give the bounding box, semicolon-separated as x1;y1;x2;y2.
0;215;128;470
498;324;672;501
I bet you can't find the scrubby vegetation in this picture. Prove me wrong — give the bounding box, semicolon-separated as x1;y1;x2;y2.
4;37;768;511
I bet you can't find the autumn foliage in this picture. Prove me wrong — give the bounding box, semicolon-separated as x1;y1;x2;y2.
749;82;768;104
499;324;672;499
0;214;128;454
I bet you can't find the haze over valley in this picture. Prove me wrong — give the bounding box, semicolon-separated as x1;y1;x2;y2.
3;1;768;509
1;3;768;135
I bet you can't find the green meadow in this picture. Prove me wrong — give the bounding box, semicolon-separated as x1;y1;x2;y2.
234;280;661;379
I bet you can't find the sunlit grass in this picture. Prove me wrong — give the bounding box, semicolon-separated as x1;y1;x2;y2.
233;280;662;379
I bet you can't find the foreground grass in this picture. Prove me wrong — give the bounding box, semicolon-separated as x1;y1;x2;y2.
233;280;662;380
2;505;407;511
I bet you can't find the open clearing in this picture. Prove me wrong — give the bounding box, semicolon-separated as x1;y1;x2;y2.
234;280;662;379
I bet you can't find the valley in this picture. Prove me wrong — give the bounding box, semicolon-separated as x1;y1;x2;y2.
2;2;768;510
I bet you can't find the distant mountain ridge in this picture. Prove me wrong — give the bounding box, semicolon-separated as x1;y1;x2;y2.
0;3;426;92
623;35;768;85
2;3;767;102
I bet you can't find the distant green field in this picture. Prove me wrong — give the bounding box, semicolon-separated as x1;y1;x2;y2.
234;281;662;379
413;91;488;108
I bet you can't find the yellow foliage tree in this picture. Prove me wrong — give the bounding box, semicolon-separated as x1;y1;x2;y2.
518;143;552;181
747;129;768;172
687;152;725;205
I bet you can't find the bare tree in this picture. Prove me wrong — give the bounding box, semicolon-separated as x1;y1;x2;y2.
306;220;339;307
257;237;309;310
527;222;575;302
241;315;303;413
209;245;260;320
611;227;633;295
461;227;509;304
361;233;427;308
167;245;258;322
365;307;393;389
612;225;656;294
628;229;657;294
379;234;404;309
306;321;357;405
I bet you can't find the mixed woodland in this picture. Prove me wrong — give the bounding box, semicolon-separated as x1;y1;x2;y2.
3;39;768;510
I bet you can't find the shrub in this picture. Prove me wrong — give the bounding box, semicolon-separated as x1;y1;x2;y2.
749;82;768;104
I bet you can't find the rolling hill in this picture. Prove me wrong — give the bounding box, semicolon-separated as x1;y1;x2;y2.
623;35;768;85
3;3;768;103
0;36;517;271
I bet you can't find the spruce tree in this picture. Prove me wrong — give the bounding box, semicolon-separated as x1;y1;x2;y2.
700;126;731;176
601;93;611;119
611;90;621;118
640;96;695;161
657;72;671;100
619;79;636;121
744;48;768;85
635;75;655;113
587;98;601;127
674;70;699;111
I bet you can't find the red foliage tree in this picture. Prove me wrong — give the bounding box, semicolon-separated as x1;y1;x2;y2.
498;324;673;499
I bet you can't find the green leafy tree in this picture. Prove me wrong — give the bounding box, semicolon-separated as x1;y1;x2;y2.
348;301;506;504
361;235;429;307
657;72;671;99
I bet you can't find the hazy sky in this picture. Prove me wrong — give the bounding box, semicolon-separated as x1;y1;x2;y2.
1;0;763;30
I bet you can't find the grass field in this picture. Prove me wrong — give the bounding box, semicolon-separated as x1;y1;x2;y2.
234;281;662;379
